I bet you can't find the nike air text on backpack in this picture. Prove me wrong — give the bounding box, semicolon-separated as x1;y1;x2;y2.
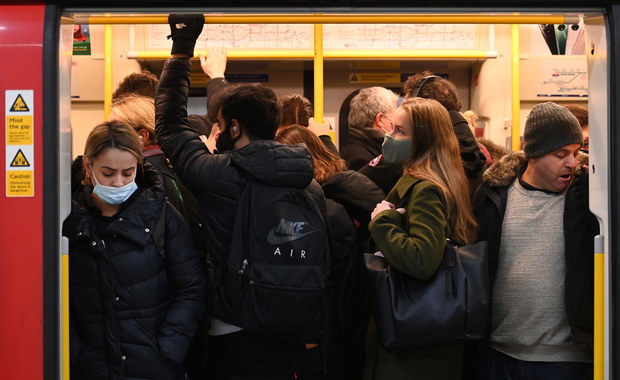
223;179;330;343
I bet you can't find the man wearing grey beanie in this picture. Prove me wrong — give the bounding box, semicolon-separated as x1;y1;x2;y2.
472;102;599;379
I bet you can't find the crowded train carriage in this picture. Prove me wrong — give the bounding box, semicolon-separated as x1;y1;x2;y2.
1;1;619;379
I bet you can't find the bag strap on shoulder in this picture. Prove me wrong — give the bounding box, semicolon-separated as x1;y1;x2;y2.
398;181;419;208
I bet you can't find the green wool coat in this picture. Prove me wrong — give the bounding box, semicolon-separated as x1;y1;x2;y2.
364;174;463;380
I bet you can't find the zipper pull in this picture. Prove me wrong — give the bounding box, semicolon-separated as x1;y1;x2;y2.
238;259;248;275
238;259;248;286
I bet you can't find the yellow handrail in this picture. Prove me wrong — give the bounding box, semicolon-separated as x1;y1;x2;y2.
127;50;498;60
104;24;113;119
594;236;605;380
79;14;578;25
314;24;324;124
510;24;520;151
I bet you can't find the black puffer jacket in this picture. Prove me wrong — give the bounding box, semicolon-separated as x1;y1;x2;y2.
321;170;385;380
155;58;325;324
63;161;206;380
322;170;386;230
449;110;486;195
473;151;598;345
340;128;384;171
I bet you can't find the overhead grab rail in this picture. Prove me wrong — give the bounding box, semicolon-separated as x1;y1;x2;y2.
76;13;580;25
90;12;576;142
126;50;499;59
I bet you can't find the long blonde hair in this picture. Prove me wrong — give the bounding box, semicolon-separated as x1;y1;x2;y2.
401;97;477;244
275;124;346;183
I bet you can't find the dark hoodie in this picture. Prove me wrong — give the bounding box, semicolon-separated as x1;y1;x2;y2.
155;58;325;324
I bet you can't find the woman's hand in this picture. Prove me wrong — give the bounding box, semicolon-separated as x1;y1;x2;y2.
371;200;404;220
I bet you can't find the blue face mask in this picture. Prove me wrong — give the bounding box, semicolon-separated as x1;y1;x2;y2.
382;133;412;164
91;169;138;205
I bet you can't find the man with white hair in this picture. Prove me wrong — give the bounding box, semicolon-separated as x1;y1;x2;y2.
340;86;398;171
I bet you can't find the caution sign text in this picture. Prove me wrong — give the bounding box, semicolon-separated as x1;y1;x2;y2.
349;73;401;84
6;116;33;145
5;90;35;197
7;170;34;197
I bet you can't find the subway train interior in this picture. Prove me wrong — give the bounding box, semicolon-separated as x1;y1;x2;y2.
0;1;619;379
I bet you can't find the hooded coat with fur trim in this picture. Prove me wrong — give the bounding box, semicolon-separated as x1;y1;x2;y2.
63;160;206;380
473;151;598;346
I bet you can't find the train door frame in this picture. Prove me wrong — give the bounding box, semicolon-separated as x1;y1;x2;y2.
57;6;610;380
0;3;617;380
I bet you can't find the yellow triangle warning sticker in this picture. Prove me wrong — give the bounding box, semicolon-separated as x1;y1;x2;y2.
10;149;30;167
10;94;30;112
350;74;359;82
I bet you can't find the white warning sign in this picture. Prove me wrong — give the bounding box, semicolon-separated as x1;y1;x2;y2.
5;90;34;197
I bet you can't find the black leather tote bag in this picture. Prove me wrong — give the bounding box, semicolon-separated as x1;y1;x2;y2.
364;183;489;351
364;241;488;351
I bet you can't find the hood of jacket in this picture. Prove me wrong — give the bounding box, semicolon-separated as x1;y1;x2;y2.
226;140;314;189
322;170;385;225
66;160;167;246
482;150;588;188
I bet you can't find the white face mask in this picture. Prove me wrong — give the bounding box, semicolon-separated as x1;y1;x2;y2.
91;168;138;205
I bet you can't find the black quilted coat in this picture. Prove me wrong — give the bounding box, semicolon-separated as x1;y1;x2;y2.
155;58;324;327
63;161;206;380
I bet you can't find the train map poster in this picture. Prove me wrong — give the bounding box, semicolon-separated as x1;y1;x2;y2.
147;24;478;50
323;24;477;49
536;60;588;98
147;24;312;50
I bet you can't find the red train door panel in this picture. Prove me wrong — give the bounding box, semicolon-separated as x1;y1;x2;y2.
0;4;46;380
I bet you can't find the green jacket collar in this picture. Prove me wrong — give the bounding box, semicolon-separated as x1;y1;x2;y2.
393;174;423;200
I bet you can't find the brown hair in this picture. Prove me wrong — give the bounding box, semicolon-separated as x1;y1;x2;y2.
82;121;143;186
276;124;346;183
564;104;588;127
403;71;462;111
112;70;159;100
401;97;477;244
110;95;156;145
278;94;313;128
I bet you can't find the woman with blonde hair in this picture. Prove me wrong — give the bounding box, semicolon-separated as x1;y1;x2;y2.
110;95;157;146
63;121;205;379
365;97;478;379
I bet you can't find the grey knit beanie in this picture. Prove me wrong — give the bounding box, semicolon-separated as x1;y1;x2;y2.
523;102;583;158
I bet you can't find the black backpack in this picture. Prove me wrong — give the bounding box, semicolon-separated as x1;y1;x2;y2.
220;177;330;343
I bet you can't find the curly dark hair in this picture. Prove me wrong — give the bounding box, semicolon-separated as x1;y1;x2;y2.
402;70;462;111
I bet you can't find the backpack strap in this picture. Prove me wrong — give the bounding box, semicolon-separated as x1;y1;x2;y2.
152;203;167;258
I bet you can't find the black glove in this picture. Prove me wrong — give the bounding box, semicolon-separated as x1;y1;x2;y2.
167;14;205;57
